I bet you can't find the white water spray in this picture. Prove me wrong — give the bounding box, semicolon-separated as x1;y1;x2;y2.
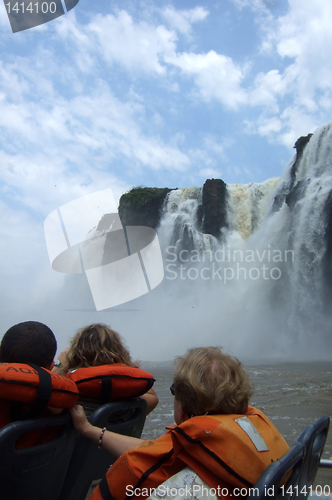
155;122;332;360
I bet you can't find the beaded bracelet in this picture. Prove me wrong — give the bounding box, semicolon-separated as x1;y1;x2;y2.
98;427;107;449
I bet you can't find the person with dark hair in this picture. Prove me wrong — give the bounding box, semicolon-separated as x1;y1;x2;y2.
70;347;290;500
0;321;57;369
0;321;78;447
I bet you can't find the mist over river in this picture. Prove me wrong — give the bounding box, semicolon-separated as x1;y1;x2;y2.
141;361;332;488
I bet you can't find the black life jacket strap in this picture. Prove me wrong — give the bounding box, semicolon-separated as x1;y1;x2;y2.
100;376;112;405
22;363;52;420
98;449;175;500
99;476;115;500
146;379;155;391
173;426;254;488
135;448;174;489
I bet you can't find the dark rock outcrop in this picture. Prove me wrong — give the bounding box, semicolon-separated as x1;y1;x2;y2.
290;133;313;185
201;179;228;239
271;192;286;213
285;178;309;209
271;133;313;212
322;189;332;306
118;187;174;229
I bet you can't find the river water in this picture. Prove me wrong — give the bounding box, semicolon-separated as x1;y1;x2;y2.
141;361;332;488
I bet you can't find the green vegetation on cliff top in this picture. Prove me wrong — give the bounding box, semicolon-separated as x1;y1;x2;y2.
119;186;172;209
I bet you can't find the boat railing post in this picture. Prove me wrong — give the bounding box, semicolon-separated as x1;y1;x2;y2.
319;459;332;468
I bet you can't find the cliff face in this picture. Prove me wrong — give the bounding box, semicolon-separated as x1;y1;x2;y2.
118;179;228;240
118;187;174;229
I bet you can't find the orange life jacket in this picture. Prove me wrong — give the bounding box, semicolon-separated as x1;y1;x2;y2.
0;362;79;448
90;407;289;500
0;362;79;410
67;364;155;404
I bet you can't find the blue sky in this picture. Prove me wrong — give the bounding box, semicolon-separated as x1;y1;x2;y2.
1;0;332;357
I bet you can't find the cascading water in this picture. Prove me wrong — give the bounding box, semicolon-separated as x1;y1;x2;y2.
156;122;332;360
226;178;282;240
260;122;332;348
158;187;216;254
159;178;282;249
73;122;332;360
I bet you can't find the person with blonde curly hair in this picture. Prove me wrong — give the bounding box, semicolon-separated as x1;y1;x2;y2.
53;324;158;414
69;346;289;500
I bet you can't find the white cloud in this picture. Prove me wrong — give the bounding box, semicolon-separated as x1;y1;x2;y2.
256;116;282;137
57;10;177;76
275;0;332;109
2;1;332;200
127;134;190;171
278;106;319;148
161;5;209;37
242;0;332;147
0;56;192;216
203;136;226;157
230;0;270;11
0;2;11;32
250;69;286;110
199;167;223;179
167;50;247;108
55;12;95;74
55;8;247;110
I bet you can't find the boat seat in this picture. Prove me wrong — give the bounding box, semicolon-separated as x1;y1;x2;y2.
250;414;330;499
249;441;306;499
297;415;330;495
0;412;77;500
60;398;147;500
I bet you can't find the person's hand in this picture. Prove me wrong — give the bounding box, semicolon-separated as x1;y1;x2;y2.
69;405;92;436
58;347;69;367
70;404;143;454
52;347;69;374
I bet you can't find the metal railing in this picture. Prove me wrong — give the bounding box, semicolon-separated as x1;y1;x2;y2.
319;459;332;469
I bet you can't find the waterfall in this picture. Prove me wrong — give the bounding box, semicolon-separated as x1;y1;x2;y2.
156;122;332;360
159;178;282;251
158;187;216;254
227;178;281;240
261;122;332;342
